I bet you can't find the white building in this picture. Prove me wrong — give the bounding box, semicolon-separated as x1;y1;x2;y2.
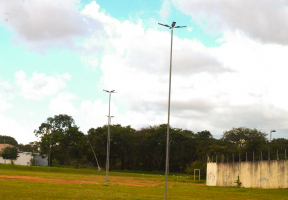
0;152;48;166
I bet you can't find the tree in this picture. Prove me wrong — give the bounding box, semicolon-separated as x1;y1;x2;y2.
34;114;75;137
35;114;81;167
0;135;18;146
221;127;268;146
17;141;39;153
0;146;19;163
63;127;86;168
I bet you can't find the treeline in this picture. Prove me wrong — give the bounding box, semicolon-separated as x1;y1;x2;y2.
2;114;288;175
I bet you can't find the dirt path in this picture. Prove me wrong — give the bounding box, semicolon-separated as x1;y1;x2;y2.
0;175;161;187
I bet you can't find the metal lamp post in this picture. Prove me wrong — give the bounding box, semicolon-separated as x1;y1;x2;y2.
49;136;52;172
103;89;116;185
158;21;186;200
4;136;6;164
269;130;276;160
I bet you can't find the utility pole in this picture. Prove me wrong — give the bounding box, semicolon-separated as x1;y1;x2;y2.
49;136;52;172
158;21;186;200
4;137;6;164
103;89;116;185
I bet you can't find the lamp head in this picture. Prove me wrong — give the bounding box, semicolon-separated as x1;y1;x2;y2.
271;130;276;132
172;22;176;27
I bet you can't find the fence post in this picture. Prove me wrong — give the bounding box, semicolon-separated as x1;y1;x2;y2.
285;149;287;160
261;151;262;161
233;153;234;163
246;152;247;162
277;150;279;160
227;154;228;163
239;153;241;162
253;151;254;162
216;155;217;163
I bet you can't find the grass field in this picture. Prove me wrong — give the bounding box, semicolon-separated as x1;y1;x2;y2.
0;164;287;199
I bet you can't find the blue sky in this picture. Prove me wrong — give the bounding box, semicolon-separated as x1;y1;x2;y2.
1;0;288;144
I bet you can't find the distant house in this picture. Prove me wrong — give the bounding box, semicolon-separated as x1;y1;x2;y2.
0;144;48;166
0;144;14;153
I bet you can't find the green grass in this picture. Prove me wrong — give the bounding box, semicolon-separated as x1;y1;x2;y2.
0;164;287;199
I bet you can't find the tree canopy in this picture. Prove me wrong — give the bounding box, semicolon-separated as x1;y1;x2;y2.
0;146;19;160
34;114;75;137
0;135;18;146
28;116;288;174
221;127;267;145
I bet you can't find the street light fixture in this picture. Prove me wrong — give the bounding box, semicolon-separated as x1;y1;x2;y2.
158;21;186;200
269;130;276;160
270;130;276;142
103;89;116;185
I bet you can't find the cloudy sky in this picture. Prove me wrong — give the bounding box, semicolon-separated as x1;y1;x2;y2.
1;0;288;144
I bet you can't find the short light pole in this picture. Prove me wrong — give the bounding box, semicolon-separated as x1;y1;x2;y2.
49;136;52;172
4;136;6;164
269;130;276;160
103;89;116;185
158;21;186;200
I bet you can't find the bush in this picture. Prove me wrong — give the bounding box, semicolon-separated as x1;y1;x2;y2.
52;159;61;167
185;161;207;178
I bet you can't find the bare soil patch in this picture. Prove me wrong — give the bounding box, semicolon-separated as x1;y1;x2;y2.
0;175;160;187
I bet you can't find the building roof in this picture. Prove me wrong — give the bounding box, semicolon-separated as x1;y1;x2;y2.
0;144;14;152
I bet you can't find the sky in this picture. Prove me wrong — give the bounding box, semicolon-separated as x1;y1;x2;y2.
1;0;288;144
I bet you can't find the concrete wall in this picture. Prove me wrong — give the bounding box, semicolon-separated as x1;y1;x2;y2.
206;163;217;186
0;153;48;166
33;154;48;166
207;160;288;188
14;152;32;165
0;152;32;165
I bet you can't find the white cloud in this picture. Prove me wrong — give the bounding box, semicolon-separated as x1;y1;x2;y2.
0;114;38;144
2;0;288;141
0;94;12;112
0;0;104;50
0;78;14;100
81;55;99;70
80;2;288;138
172;0;288;44
159;0;172;20
49;92;78;116
15;70;71;100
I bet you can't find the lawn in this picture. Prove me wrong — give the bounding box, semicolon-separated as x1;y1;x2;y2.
0;164;287;200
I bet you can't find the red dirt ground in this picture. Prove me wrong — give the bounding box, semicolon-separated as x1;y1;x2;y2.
0;175;161;187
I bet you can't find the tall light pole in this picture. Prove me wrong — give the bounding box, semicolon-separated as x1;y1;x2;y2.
269;130;276;160
158;21;186;200
103;89;116;185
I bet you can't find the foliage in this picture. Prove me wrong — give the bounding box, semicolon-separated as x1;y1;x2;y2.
18;141;39;153
52;159;60;167
221;127;267;146
185;161;206;178
0;135;18;146
30;116;287;173
234;175;242;187
0;146;19;161
34;114;75;137
35;114;87;168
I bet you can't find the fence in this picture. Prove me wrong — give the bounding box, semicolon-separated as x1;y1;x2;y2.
206;150;288;188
